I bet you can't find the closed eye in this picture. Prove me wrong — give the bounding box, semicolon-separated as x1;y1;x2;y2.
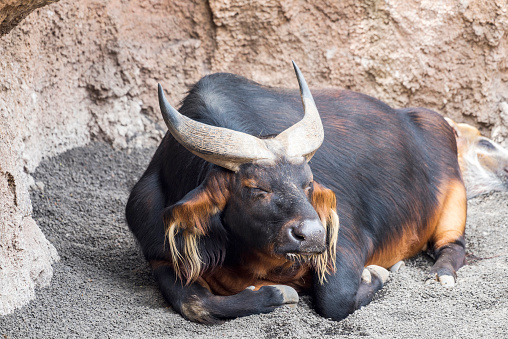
303;181;313;193
250;187;268;193
478;139;496;151
247;186;271;198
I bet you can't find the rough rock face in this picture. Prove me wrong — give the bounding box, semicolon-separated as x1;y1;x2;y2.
0;0;507;314
210;0;508;143
0;0;60;315
0;0;59;36
0;89;59;315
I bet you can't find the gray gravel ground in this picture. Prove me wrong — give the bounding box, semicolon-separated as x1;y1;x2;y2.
1;142;507;338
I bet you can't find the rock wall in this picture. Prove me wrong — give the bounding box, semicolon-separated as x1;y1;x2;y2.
0;116;58;315
210;0;508;142
0;0;61;316
0;0;59;36
0;0;507;314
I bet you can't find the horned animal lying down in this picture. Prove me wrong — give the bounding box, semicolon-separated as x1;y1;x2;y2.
126;62;467;323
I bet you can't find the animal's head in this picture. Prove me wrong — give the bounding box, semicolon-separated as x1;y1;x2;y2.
445;117;508;198
160;62;339;284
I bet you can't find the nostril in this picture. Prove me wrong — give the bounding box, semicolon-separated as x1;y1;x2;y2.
289;219;325;243
291;226;306;241
284;219;326;254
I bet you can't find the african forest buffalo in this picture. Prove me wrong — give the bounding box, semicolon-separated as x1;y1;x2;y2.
126;62;467;324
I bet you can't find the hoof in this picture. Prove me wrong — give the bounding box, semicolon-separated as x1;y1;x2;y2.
438;275;455;287
268;285;299;304
366;265;390;284
286;303;298;309
361;267;372;284
390;261;405;273
425;273;456;287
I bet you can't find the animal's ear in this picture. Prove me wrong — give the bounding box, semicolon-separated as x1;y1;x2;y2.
444;117;461;138
310;181;340;282
445;118;483;152
163;170;231;284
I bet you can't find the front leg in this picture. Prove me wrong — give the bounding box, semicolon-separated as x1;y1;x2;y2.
153;265;299;324
312;252;389;321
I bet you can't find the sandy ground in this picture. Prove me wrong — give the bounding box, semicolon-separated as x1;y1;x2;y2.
1;142;507;338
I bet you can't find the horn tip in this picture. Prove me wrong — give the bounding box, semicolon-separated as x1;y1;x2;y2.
157;83;175;128
291;60;301;75
291;61;312;99
158;83;164;99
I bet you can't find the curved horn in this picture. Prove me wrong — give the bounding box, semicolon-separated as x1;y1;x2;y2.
158;84;276;172
275;61;324;161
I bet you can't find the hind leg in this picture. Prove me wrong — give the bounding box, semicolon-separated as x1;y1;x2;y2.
427;180;467;287
427;236;466;287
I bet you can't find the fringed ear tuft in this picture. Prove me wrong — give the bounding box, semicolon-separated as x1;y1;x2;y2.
163;170;231;284
311;181;340;284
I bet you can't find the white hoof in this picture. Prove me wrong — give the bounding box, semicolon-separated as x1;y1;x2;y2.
425;273;456;287
361;268;372;284
438;275;455;287
366;265;390;283
390;261;405;273
268;285;299;304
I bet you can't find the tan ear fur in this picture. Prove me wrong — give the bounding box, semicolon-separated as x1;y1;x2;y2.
164;171;231;284
444;117;461;138
310;181;340;283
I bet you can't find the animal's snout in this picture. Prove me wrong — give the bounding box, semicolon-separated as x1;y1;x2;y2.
287;219;326;253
